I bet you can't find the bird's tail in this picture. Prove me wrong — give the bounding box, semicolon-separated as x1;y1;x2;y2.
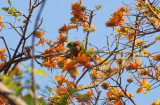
85;50;100;55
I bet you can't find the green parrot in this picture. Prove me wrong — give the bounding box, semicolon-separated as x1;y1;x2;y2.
67;41;100;57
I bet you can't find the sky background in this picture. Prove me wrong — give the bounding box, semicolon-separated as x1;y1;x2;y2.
0;0;160;104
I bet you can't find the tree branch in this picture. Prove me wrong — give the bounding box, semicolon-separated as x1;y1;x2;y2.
0;82;27;105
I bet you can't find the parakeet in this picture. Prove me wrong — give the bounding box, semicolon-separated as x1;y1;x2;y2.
67;41;100;57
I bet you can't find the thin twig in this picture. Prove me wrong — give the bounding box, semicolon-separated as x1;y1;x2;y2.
85;11;94;50
0;36;11;60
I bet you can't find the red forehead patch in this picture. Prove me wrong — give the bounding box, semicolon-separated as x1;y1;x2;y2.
73;41;79;47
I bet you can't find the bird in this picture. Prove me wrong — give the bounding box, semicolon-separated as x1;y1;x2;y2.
24;46;33;57
67;41;100;57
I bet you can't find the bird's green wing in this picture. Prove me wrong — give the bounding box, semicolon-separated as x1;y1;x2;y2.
67;42;75;56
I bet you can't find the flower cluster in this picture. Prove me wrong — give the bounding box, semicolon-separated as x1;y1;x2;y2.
153;54;160;61
75;54;93;72
143;49;151;55
0;16;5;32
106;88;134;104
116;57;125;65
62;60;80;78
83;22;96;32
106;6;132;29
70;0;87;25
95;4;102;10
126;58;141;70
34;31;45;38
75;89;94;104
0;48;6;61
135;40;146;47
42;57;57;71
137;77;151;94
58;24;78;34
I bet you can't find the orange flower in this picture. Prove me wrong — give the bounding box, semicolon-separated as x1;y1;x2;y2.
153;54;160;61
116;57;125;65
0;16;5;32
44;47;56;54
90;70;100;79
90;24;96;32
95;4;102;10
136;77;151;94
0;48;6;61
0;95;8;104
101;82;109;89
34;31;45;38
155;66;160;79
106;6;132;30
127;78;134;83
106;88;125;104
106;16;125;28
135;40;146;46
127;30;134;43
66;80;75;90
150;17;157;23
126;58;141;70
56;56;66;68
71;0;81;10
75;54;86;63
143;49;151;55
66;60;77;71
75;89;94;103
87;89;94;98
34;37;46;46
23;19;27;23
119;6;132;12
115;26;128;35
106;8;125;28
136;0;143;7
55;75;67;84
151;98;160;105
97;57;110;65
43;57;57;70
56;88;67;95
62;60;78;78
70;0;87;25
75;54;93;72
73;70;80;77
139;68;151;76
59;24;78;34
54;33;68;45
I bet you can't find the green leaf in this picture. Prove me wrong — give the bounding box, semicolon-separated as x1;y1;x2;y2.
7;0;11;4
57;98;67;105
11;7;17;12
50;87;55;91
141;2;146;7
22;94;34;105
38;98;48;105
29;68;47;77
2;7;9;11
156;7;160;10
12;12;19;17
158;12;160;16
16;87;23;96
0;75;22;95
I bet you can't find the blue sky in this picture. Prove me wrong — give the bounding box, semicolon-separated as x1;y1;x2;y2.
1;0;160;104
